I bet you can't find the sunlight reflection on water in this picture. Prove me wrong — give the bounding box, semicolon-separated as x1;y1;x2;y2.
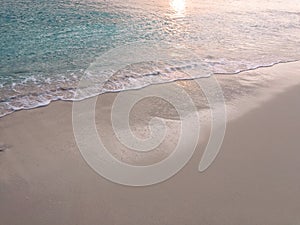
170;0;186;16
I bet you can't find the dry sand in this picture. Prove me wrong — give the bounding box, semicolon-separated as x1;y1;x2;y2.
0;62;300;225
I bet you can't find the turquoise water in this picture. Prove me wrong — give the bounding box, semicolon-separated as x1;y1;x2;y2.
0;0;300;116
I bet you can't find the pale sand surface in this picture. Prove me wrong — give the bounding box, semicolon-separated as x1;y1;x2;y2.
1;62;300;225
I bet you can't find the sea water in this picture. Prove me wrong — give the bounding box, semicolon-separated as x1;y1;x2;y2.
0;0;299;116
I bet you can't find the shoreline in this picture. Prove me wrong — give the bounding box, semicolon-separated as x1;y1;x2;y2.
1;59;300;119
1;61;300;224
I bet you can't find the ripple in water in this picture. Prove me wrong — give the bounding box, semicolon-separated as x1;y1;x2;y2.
0;0;300;116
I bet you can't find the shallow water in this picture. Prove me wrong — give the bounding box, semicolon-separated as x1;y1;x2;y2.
0;0;300;116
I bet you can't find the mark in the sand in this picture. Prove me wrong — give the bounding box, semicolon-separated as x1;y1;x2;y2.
0;143;9;152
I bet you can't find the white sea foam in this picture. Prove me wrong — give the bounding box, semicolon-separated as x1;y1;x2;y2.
0;58;298;118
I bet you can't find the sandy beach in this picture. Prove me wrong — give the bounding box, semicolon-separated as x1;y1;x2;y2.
1;62;300;225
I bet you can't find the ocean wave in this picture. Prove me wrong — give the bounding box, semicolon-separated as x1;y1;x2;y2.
0;58;299;118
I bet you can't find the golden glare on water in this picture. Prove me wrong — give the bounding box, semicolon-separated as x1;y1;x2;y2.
170;0;186;15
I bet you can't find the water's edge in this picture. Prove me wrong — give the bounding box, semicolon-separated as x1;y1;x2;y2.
1;59;299;119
